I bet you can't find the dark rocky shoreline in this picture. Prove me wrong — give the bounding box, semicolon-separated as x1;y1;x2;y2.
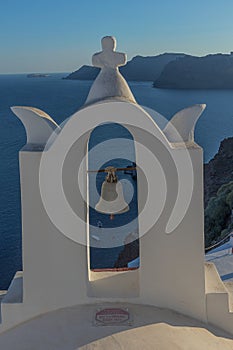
204;137;233;207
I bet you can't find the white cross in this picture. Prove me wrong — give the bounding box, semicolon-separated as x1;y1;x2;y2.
92;36;126;69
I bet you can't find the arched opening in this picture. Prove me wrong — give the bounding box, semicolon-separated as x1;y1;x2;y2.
87;122;139;271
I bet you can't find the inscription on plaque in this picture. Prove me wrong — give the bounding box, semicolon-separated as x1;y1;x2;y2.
94;307;132;326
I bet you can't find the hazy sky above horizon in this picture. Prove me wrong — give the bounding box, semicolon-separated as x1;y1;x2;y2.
1;0;233;73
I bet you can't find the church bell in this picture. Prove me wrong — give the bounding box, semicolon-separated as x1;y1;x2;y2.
95;166;129;216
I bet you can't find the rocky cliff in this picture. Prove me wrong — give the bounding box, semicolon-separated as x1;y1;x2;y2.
204;137;233;207
154;53;233;89
114;240;139;268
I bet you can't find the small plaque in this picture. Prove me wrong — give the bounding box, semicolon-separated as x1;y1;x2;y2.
94;307;132;326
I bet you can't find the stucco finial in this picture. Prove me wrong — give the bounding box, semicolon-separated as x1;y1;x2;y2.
85;36;136;105
92;36;126;69
11;106;60;149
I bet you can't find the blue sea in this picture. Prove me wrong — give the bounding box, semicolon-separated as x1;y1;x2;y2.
0;73;233;289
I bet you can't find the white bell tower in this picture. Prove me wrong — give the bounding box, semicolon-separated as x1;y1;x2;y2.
0;36;233;341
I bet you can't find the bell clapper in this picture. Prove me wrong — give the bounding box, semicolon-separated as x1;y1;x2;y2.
110;214;114;220
105;166;118;183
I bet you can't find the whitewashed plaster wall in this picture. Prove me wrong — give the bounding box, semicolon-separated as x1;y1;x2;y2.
0;100;206;333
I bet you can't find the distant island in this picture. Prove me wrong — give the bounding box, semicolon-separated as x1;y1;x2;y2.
64;53;185;81
65;52;233;89
154;53;233;89
27;73;50;78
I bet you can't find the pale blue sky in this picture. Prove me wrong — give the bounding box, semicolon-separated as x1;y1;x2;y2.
1;0;233;73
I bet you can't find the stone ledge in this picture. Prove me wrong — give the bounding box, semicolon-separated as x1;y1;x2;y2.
2;272;23;304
